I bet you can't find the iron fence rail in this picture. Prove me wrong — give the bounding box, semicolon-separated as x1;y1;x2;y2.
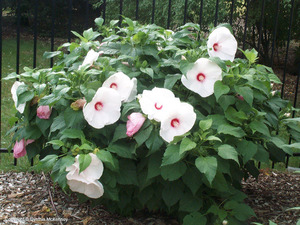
0;0;299;168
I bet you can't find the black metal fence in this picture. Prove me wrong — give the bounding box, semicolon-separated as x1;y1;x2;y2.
0;0;299;168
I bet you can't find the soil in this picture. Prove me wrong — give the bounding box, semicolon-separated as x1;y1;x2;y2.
0;170;299;225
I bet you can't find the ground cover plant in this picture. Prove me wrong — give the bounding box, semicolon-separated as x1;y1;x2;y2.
3;17;300;224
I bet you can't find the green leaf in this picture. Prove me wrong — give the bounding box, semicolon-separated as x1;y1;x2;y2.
214;81;230;101
140;67;154;78
40;155;58;171
147;152;162;180
235;86;253;106
145;129;164;156
108;141;136;159
249;120;271;137
78;154;92;173
18;91;34;105
161;144;182;166
218;124;246;138
94;17;104;27
218;144;239;165
206;136;222;142
218;95;236;111
134;124;153;146
179;192;202;212
112;124;128;142
236;140;258;164
243;49;258;64
164;74;181;89
180;60;194;75
83;28;100;41
162;182;184;208
195;156;217;185
117;159;138;185
50;114;66;133
225;106;247;125
199;118;213;131
60;129;85;140
47;140;65;148
180;137;197;155
96;150;118;171
182;167;203;195
183;212;207;225
43;51;62;59
161;161;187;181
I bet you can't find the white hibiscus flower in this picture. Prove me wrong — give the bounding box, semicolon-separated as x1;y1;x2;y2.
83;87;121;129
102;72;137;102
207;27;237;62
139;87;180;122
11;81;26;114
66;153;104;199
79;49;103;69
181;58;222;98
159;102;196;143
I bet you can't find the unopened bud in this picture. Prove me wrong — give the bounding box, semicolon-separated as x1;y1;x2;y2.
71;98;86;111
30;96;40;106
271;91;276;96
237;94;244;101
222;220;228;225
284;113;291;117
181;55;187;60
121;62;130;67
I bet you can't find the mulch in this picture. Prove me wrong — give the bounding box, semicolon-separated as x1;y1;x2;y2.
0;170;299;225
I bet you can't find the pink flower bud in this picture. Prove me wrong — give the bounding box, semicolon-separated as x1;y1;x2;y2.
237;95;244;101
13;139;27;158
13;139;35;158
126;112;146;137
37;105;52;119
71;98;86;111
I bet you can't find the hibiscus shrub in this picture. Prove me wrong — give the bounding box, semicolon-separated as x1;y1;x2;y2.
4;17;300;224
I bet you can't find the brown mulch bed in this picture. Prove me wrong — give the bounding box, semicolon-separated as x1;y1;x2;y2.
0;170;299;225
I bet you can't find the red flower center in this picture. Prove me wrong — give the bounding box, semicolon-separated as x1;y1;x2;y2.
94;102;103;111
196;73;206;82
155;103;163;110
213;43;219;51
171;118;180;128
110;83;118;89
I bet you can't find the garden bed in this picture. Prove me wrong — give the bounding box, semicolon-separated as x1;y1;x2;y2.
0;171;299;225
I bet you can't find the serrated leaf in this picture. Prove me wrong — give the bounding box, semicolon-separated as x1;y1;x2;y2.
214;81;230;101
78;154;92;173
218;144;239;165
195;156;217;184
179;138;197;155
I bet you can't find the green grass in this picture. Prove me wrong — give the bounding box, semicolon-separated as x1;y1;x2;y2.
1;38;53;171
